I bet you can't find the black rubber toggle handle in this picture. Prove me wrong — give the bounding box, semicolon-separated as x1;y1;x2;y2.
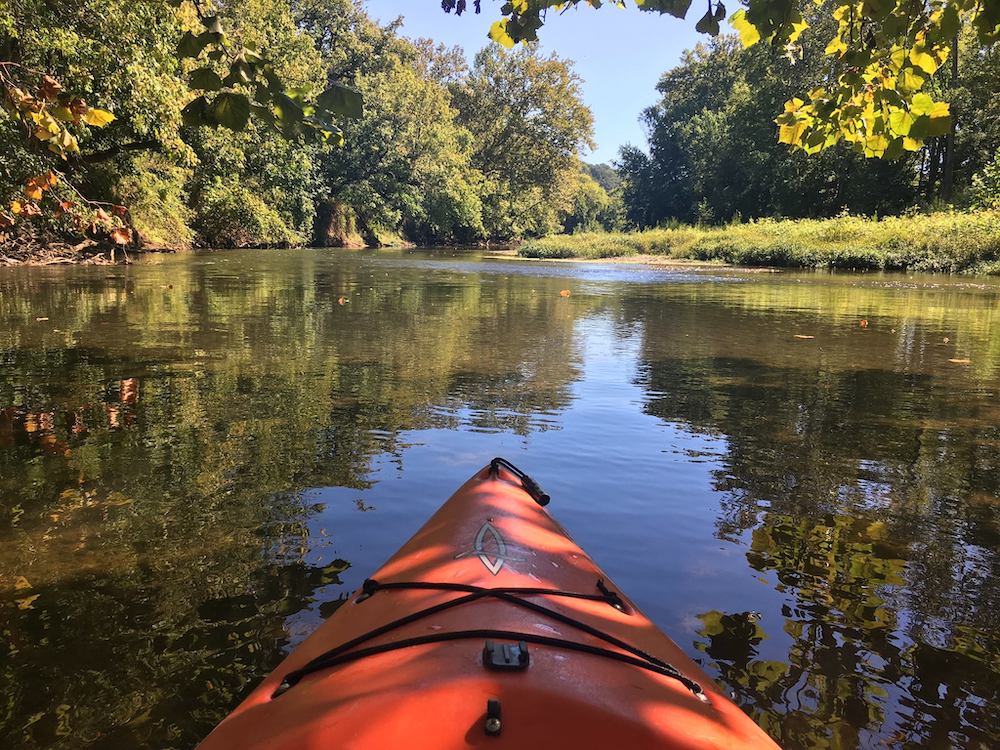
490;457;550;506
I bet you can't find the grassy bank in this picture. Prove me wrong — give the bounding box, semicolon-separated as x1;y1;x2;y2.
519;212;1000;274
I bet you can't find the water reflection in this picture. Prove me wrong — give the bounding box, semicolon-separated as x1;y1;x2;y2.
0;251;998;749
632;286;1000;748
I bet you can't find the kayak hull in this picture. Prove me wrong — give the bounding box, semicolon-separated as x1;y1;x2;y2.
197;462;779;749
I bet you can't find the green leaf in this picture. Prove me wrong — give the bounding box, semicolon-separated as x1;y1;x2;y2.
889;109;914;136
178;31;208;59
910;93;935;116
272;93;304;129
250;103;276;127
201;15;224;34
208;92;250;131
637;0;693;20
223;60;254;87
316;82;363;120
695;8;720;36
180;96;209;127
263;68;284;94
189;67;224;91
177;30;221;59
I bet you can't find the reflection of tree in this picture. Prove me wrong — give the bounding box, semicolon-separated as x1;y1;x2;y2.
0;255;586;749
630;289;1000;749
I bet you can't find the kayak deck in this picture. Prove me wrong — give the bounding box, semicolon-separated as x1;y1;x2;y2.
198;459;779;749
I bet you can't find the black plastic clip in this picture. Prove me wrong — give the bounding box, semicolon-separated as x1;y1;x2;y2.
483;640;530;671
354;578;380;604
485;698;502;737
597;578;630;614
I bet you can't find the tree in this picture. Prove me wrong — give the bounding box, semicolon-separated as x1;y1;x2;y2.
585;162;621;194
446;0;1000;160
318;54;484;244
0;0;360;246
618;10;923;226
451;45;595;238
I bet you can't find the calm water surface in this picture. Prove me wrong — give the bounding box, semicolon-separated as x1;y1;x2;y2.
1;249;998;749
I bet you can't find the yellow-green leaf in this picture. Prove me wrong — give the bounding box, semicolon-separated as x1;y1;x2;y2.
779;121;806;146
489;19;516;49
82;109;115;127
730;10;761;47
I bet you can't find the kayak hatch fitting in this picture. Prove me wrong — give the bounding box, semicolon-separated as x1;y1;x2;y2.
483;640;530;671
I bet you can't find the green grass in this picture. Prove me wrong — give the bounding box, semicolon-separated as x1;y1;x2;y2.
519;212;1000;274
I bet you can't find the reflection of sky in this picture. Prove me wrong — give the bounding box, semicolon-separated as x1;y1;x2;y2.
366;252;741;284
293;312;773;648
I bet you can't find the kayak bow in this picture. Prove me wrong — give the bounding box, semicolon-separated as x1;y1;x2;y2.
198;458;780;749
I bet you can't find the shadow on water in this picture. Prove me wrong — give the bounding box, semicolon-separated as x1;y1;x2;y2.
0;249;998;748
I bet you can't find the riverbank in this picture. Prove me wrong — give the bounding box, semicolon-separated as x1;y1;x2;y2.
519;212;1000;274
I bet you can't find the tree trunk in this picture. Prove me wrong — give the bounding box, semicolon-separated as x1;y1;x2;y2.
941;35;959;202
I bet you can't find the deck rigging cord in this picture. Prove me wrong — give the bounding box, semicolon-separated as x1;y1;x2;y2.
273;578;706;700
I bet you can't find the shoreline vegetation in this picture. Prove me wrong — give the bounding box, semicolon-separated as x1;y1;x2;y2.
518;211;1000;275
5;4;999;273
4;210;1000;275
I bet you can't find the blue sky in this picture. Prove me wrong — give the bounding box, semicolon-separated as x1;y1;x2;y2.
363;1;713;164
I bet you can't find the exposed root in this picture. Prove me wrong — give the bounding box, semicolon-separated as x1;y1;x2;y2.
0;232;124;266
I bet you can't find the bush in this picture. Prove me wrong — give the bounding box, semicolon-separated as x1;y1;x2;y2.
519;211;1000;274
114;156;194;250
192;179;301;248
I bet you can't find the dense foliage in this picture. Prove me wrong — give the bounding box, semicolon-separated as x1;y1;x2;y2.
0;0;602;251
457;0;1000;160
3;0;998;255
520;211;1000;274
615;3;1000;227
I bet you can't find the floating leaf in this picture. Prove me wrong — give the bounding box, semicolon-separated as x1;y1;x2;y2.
181;96;210;127
488;19;516;49
16;594;40;610
14;576;31;591
730;10;761;47
695;7;720;35
793;334;815;340
39;75;63;100
559;289;571;297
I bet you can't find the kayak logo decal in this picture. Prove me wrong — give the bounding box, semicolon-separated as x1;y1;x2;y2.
475;522;506;575
455;521;522;575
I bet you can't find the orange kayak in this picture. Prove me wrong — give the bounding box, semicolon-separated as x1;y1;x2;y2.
198;459;780;749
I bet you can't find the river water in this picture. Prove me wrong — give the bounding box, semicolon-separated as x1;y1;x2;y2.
1;249;998;749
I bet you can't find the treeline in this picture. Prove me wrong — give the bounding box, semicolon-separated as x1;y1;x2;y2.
1;0;605;250
613;2;1000;228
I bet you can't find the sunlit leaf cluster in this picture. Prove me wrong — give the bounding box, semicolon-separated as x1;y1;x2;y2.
0;64;116;158
465;0;1000;158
